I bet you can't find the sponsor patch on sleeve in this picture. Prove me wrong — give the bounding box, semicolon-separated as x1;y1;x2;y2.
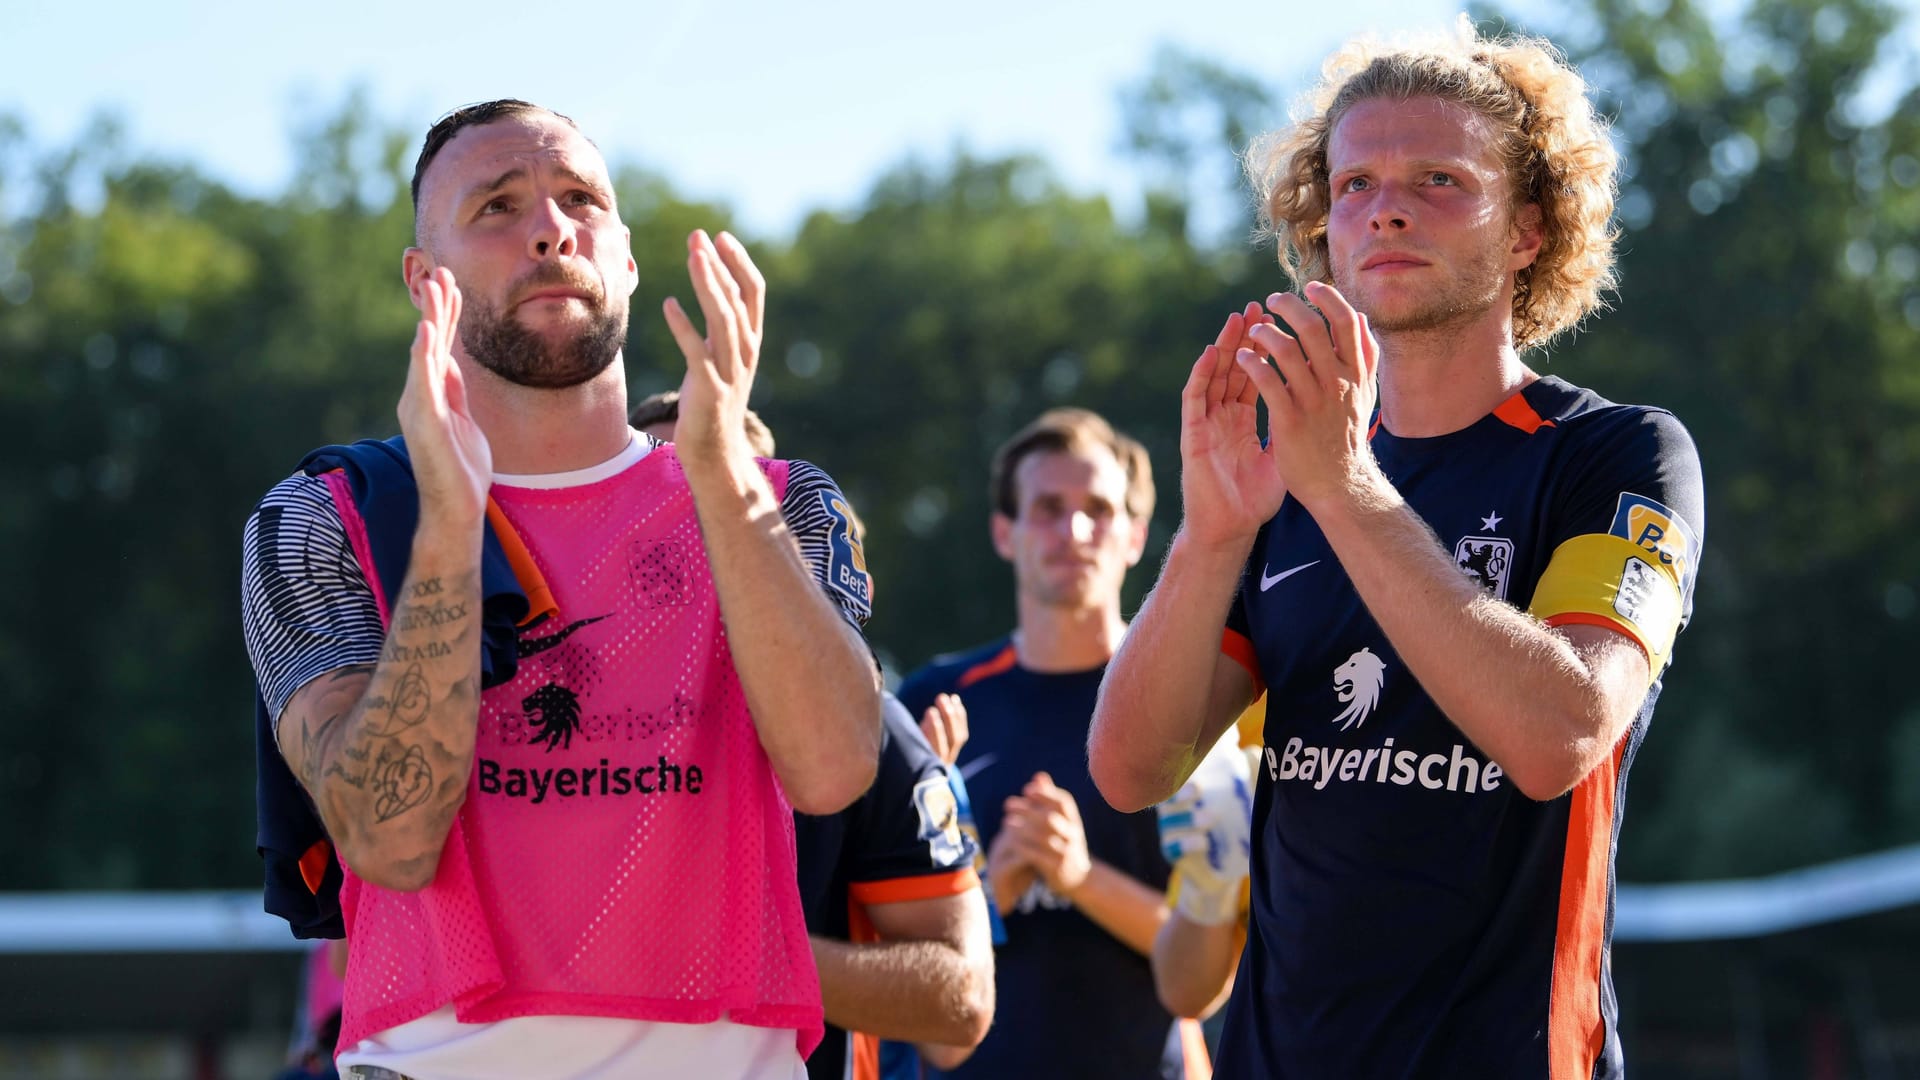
1608;492;1699;597
818;491;874;614
911;775;969;868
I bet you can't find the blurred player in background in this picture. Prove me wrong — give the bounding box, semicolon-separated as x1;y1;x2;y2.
899;408;1184;1079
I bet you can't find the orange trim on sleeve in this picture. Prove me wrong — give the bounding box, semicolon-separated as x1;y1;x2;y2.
956;644;1018;689
298;839;333;895
848;866;980;907
1493;392;1557;435
1548;733;1628;1079
1220;629;1266;696
852;1030;878;1080
1542;612;1651;664
485;498;557;626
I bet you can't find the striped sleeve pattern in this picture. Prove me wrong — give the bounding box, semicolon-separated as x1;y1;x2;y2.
241;473;384;741
779;459;872;629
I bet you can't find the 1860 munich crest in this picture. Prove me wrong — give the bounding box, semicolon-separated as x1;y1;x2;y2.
1454;535;1514;599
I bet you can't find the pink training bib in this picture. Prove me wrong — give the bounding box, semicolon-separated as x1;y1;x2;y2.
331;447;822;1057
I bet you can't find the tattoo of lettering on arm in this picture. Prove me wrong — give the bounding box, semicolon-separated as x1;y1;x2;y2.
290;575;480;829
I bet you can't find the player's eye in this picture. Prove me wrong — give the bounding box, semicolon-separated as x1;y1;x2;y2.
481;198;511;215
1342;176;1370;193
1429;171;1456;186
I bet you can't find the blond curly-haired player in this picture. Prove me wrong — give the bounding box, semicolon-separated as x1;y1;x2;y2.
1095;21;1706;1079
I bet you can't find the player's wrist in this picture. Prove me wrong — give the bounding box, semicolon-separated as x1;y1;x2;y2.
1172;518;1259;560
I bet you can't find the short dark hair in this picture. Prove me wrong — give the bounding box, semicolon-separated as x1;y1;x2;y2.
629;389;778;459
990;408;1155;521
410;99;579;228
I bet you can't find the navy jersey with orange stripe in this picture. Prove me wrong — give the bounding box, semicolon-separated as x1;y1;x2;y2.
1214;376;1703;1080
796;692;981;1080
899;639;1176;1080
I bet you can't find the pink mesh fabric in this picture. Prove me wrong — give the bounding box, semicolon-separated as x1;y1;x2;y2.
334;448;822;1055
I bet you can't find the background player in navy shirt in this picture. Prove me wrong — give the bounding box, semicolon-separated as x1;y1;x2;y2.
900;408;1183;1080
1092;25;1704;1080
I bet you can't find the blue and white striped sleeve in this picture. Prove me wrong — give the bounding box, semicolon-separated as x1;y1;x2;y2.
778;459;873;630
241;473;384;743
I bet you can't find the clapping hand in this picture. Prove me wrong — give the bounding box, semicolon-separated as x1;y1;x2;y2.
1178;301;1290;550
1237;281;1381;512
661;230;766;466
399;267;491;527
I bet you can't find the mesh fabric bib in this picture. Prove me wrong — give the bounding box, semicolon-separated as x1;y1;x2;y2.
332;447;822;1057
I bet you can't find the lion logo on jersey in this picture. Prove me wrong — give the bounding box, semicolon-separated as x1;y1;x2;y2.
1331;648;1386;732
523;683;583;753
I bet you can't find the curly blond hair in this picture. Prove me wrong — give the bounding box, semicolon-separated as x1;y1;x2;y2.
1247;19;1619;350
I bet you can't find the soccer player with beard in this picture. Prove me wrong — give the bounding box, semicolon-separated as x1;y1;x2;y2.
242;100;880;1079
1090;24;1705;1079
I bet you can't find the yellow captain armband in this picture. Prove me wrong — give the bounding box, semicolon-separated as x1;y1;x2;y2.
1529;533;1685;678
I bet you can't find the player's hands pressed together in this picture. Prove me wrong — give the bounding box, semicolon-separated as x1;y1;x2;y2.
662;229;765;465
400;268;491;528
998;772;1094;897
919;694;970;766
1238;281;1382;513
1179;301;1290;551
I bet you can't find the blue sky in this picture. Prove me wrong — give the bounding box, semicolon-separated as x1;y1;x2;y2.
5;0;1915;236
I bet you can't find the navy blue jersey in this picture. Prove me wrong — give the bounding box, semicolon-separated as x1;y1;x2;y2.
797;693;980;1080
1215;377;1704;1080
900;640;1174;1080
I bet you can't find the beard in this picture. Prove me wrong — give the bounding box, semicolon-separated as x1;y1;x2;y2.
461;267;628;390
1334;234;1511;337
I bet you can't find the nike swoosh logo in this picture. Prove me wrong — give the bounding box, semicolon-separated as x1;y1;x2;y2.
1260;560;1320;592
515;614;612;658
959;753;999;781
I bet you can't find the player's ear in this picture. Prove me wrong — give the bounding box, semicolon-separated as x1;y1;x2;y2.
990;513;1016;562
403;248;433;311
1122;513;1150;568
624;225;638;294
1508;202;1543;272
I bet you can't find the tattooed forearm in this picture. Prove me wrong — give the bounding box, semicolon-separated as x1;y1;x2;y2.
279;566;484;885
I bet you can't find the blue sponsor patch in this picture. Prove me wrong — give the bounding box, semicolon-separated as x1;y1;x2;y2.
1608;493;1698;593
819;491;873;613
